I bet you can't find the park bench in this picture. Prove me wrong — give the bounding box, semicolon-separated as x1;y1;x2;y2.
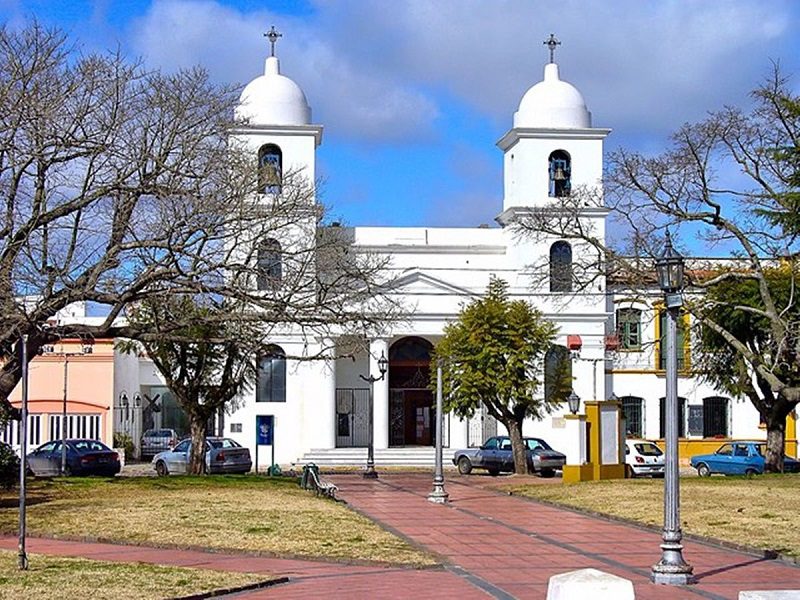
300;463;338;499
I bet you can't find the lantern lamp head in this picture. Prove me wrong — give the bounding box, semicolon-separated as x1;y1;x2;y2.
567;390;581;415
655;230;685;293
378;351;388;376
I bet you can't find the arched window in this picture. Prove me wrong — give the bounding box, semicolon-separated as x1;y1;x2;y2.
548;150;571;197
258;144;282;193
620;395;644;437
544;345;572;404
549;241;572;292
257;238;281;289
257;345;286;402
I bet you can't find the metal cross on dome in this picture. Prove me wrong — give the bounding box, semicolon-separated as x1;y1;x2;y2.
264;25;282;57
544;33;561;63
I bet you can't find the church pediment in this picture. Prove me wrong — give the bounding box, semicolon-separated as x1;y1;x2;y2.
388;271;476;298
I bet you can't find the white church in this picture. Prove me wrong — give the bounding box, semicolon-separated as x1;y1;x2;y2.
220;32;782;468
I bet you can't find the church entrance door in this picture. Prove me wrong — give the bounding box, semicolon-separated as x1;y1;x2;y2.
388;337;434;447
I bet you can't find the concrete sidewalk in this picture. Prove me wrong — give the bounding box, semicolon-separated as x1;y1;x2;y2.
3;472;799;599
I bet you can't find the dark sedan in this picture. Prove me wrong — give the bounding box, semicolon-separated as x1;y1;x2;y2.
27;439;121;477
453;435;566;477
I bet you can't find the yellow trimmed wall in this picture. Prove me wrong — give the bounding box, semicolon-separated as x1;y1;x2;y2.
651;411;798;464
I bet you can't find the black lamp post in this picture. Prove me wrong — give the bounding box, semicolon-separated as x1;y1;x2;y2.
567;390;581;415
651;230;694;585
359;351;388;479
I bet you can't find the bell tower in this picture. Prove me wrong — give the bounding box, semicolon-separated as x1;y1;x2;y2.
496;35;610;224
232;26;323;196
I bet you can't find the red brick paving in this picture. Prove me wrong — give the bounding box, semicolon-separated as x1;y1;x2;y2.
3;472;799;599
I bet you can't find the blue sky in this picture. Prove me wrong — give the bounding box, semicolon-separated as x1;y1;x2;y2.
3;0;799;231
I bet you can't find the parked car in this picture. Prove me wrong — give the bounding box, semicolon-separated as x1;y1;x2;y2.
625;439;665;478
690;441;800;477
453;435;566;477
140;428;178;459
152;437;252;476
26;439;121;477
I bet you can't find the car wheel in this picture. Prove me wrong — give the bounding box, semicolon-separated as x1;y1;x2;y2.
745;468;759;477
625;464;635;479
155;461;169;477
457;457;472;475
696;463;711;477
539;468;555;478
487;468;500;477
63;465;72;477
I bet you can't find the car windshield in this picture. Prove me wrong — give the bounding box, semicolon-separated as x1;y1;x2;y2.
634;443;663;456
207;438;241;449
525;438;553;451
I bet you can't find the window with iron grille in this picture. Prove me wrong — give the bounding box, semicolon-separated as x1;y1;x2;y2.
702;396;729;437
620;396;644;437
659;397;687;438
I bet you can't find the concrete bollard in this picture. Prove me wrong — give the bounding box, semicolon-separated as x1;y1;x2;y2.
740;592;800;599
547;568;635;600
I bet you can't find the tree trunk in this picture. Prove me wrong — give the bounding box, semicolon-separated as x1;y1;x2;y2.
764;414;786;473
188;417;208;475
506;418;530;475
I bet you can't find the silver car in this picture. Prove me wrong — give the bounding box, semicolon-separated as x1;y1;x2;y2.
152;437;252;476
453;435;566;477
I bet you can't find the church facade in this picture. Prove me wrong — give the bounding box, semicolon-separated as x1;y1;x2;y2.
223;35;789;467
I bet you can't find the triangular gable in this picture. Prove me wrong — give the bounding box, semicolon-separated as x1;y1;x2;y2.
387;271;476;298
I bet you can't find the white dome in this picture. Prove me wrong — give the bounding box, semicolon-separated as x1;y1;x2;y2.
236;56;311;126
514;63;591;129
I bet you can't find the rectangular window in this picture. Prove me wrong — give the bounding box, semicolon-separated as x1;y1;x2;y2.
230;423;243;433
621;396;643;438
657;309;689;370
702;397;729;438
48;414;101;441
616;309;642;350
659;397;686;438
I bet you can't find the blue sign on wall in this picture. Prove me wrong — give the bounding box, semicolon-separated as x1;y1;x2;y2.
256;415;274;446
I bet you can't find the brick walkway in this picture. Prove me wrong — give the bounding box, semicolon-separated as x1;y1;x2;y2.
3;472;799;599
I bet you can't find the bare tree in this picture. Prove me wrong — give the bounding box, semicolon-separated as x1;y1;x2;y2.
516;66;800;472
0;23;399;421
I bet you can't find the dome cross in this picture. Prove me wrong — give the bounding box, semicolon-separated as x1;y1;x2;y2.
264;25;283;57
543;33;561;63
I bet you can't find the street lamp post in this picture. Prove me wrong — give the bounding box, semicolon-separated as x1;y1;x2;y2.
567;390;581;415
18;335;29;570
651;230;694;585
428;359;449;503
359;351;388;479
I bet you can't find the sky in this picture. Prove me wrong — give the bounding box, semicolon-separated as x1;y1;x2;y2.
2;0;799;231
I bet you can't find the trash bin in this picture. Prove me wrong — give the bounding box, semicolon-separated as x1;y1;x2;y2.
301;463;319;489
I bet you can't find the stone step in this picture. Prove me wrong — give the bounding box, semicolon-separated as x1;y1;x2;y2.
296;447;457;466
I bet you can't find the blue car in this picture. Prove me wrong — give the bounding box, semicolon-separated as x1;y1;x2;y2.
690;441;800;476
26;439;121;477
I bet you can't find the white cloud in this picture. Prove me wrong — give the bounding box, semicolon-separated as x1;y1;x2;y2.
128;0;439;142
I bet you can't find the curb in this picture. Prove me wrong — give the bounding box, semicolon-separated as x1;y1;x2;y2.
172;577;289;599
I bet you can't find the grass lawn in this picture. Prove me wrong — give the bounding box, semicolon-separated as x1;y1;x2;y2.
0;476;435;566
505;473;800;559
0;550;268;599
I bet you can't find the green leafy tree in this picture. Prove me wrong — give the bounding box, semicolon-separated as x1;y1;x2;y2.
434;278;561;474
694;266;799;471
119;296;259;475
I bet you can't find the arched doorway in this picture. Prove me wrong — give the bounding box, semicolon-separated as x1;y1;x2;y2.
389;336;434;446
